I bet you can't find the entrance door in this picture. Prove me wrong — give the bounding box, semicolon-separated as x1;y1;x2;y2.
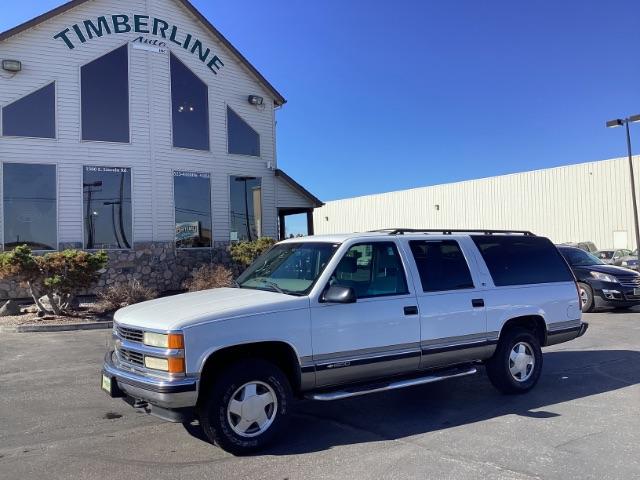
401;238;489;368
310;241;421;387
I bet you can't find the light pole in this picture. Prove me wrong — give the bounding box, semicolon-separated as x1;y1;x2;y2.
607;114;640;265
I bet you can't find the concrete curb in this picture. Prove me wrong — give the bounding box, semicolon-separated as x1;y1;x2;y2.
0;321;112;333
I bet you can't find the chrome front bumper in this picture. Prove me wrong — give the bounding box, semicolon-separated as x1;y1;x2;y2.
102;350;198;410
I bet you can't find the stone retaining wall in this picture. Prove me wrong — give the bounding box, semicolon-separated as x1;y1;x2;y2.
0;242;235;300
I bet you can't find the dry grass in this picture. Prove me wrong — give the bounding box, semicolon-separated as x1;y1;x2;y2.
183;264;234;292
96;280;158;313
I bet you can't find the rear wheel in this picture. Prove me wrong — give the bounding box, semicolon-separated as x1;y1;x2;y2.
578;282;595;313
198;359;292;455
486;328;543;394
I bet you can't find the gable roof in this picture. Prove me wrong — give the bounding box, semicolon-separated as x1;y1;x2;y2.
275;169;324;208
0;0;286;106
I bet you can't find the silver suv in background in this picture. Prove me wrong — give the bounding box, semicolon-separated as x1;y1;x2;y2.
616;249;639;270
596;249;632;265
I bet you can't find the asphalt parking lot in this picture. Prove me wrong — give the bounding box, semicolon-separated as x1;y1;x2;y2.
1;311;639;480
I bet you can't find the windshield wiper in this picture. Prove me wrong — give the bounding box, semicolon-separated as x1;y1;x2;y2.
259;280;286;294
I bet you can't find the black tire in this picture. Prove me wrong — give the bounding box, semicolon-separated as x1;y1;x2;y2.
578;282;595;313
486;328;543;394
198;359;292;455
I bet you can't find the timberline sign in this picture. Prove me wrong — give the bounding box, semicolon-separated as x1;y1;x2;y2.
53;14;224;75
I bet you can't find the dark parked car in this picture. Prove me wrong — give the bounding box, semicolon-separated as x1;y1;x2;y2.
560;241;598;253
558;246;640;312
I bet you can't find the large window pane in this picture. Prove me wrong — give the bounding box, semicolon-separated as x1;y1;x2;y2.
227;106;260;156
81;45;129;142
171;54;209;150
230;176;262;241
174;171;212;248
472;236;573;286
2;83;55;138
83;166;132;249
409;240;474;292
3;163;56;250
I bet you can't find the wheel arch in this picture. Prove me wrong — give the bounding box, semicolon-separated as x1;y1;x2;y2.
197;341;302;405
498;315;547;346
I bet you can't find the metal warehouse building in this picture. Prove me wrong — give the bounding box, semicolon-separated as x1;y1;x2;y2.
0;0;322;298
314;156;640;251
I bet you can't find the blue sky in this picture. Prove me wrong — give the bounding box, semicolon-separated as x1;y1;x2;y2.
2;1;640;235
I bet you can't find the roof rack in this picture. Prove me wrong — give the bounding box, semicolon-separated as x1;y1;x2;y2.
369;228;536;236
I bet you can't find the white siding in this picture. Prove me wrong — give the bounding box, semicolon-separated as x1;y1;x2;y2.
0;0;279;245
314;156;640;250
275;175;316;209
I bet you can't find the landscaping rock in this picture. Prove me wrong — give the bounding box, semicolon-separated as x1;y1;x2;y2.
0;300;21;316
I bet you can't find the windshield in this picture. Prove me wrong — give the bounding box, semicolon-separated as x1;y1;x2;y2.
596;251;614;259
560;248;604;267
237;242;339;295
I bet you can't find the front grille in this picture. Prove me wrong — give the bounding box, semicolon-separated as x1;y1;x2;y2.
117;325;144;343
617;275;640;288
118;347;144;367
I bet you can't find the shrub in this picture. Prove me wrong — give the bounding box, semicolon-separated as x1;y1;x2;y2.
230;237;276;267
97;279;157;312
0;245;107;315
183;264;234;292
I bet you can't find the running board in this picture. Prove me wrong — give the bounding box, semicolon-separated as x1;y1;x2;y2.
305;366;477;401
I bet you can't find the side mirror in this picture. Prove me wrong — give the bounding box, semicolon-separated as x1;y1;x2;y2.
322;285;357;304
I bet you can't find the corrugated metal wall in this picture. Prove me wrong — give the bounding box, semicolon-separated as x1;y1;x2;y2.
314;156;640;250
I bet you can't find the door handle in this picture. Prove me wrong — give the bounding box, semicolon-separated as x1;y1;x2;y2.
472;298;485;308
404;306;419;316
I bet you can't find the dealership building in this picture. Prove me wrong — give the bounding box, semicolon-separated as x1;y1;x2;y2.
0;0;322;297
314;156;640;251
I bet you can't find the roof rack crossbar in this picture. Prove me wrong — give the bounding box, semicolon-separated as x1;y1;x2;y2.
368;228;536;236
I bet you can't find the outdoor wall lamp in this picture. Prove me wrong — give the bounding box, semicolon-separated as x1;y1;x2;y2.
2;59;22;72
248;95;264;106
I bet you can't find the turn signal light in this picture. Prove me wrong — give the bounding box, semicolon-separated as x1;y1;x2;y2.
168;357;185;373
168;333;184;349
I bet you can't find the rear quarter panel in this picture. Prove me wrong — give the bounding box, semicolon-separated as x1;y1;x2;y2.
483;282;582;340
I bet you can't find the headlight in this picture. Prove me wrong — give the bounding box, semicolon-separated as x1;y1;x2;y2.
622;261;629;266
144;356;169;371
590;271;618;283
142;332;184;349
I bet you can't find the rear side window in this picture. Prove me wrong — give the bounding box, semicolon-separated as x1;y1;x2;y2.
472;235;573;286
409;240;474;292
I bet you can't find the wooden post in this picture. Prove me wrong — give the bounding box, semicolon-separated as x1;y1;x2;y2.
306;210;314;236
278;211;286;240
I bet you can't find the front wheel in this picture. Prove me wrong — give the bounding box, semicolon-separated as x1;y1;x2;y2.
198;359;292;455
486;328;543;394
578;282;595;313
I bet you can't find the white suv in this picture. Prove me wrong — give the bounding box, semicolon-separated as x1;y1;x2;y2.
102;229;588;454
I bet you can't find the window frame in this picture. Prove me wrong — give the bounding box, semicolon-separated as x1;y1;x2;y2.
327;240;411;300
168;53;210;152
1;162;59;252
172;169;214;250
79;43;131;145
80;165;134;251
225;104;261;158
1;81;58;141
408;239;476;293
228;174;263;242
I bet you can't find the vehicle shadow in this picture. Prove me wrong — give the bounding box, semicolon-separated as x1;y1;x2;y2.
182;350;640;455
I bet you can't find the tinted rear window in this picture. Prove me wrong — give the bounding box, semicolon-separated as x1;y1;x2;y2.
472;236;573;286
